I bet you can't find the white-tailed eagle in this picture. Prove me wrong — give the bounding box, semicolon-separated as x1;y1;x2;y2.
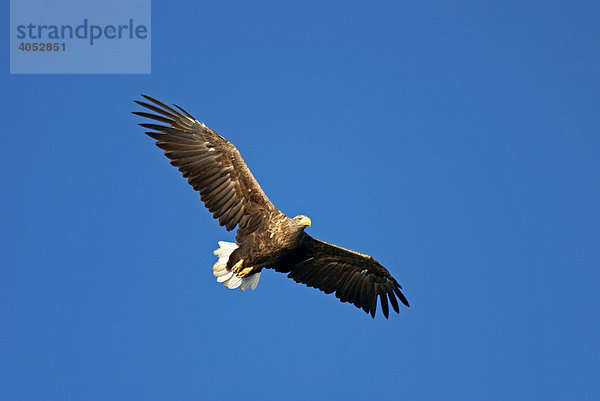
134;95;409;318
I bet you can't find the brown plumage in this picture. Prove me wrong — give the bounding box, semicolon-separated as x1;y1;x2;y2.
134;95;409;318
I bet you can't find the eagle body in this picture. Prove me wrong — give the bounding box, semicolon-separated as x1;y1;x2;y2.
228;212;306;275
134;95;409;318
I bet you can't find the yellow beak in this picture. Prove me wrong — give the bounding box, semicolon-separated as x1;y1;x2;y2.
301;216;312;227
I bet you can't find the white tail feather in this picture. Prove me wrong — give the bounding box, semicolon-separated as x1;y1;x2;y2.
240;272;261;291
212;241;261;291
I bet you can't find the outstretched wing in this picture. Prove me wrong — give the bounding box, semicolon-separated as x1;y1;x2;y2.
134;95;277;235
268;234;409;318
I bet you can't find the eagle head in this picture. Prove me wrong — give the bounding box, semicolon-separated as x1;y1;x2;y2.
292;215;312;229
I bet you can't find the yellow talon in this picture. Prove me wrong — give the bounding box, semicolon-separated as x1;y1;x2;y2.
238;266;253;278
231;259;244;274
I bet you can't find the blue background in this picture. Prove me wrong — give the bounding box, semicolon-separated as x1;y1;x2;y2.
2;1;599;400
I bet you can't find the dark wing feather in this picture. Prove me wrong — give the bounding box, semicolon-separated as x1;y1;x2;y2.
268;234;409;318
134;95;277;234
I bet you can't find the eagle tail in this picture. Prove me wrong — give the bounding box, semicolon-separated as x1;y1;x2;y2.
212;241;261;291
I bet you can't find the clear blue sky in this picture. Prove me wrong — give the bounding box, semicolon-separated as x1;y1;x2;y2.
2;1;599;400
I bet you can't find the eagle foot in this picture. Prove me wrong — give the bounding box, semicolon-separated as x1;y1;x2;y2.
231;259;254;278
237;266;254;278
231;259;245;274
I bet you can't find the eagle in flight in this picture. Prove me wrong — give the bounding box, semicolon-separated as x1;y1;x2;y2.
134;95;409;318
